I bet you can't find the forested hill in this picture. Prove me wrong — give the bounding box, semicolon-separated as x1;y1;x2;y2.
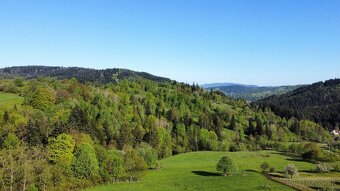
0;74;333;190
205;85;301;101
0;66;171;84
256;79;340;130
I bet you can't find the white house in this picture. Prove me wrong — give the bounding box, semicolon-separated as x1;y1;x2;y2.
331;129;340;135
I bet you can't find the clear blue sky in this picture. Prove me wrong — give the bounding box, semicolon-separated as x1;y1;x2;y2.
0;0;339;86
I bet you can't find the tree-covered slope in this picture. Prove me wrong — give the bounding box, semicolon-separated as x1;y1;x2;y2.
206;85;301;101
256;79;340;130
0;74;333;190
0;66;171;84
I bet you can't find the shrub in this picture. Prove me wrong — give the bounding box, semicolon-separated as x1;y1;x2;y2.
216;155;237;176
269;167;276;173
333;163;340;172
301;143;322;161
316;163;330;173
137;142;158;169
260;162;269;173
284;164;298;179
99;150;125;182
124;147;147;179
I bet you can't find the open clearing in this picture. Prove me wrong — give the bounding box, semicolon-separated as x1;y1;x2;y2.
0;92;23;109
87;151;317;191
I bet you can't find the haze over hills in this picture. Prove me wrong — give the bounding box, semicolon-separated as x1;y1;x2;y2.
201;83;257;89
256;79;340;130
203;83;302;101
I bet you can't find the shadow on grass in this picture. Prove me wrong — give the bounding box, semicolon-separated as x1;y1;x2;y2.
244;169;258;173
192;171;221;177
286;158;306;162
268;173;285;178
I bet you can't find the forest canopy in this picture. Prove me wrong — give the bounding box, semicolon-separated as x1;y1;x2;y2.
0;68;334;190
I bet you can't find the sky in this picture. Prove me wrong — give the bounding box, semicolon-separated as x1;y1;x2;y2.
0;0;339;86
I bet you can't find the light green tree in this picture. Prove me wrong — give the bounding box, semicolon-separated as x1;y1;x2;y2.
3;133;21;149
72;142;99;179
99;149;125;182
137;142;158;168
216;155;237;176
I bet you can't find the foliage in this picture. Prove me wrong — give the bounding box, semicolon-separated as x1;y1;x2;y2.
333;162;340;172
207;84;300;101
284;164;298;179
96;147;125;182
315;163;330;173
124;147;147;179
260;162;269;173
88;151;315;191
137;142;158;169
256;79;340;131
301;143;323;161
24;86;56;110
72;142;100;179
199;129;219;151
47;134;75;163
216;155;237;176
0;66;171;84
0;68;336;190
3;133;21;149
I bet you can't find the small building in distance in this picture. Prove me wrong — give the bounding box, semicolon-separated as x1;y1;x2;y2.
331;129;340;136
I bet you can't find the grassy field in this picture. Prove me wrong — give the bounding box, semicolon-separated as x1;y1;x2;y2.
0;92;23;109
86;151;317;191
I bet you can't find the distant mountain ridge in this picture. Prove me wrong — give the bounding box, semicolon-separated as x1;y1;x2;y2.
0;66;171;84
203;83;301;101
256;79;340;130
201;82;257;89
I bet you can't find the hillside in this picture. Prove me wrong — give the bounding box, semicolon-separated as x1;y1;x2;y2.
205;84;301;101
256;79;340;130
0;66;171;84
201;83;256;89
0;72;334;191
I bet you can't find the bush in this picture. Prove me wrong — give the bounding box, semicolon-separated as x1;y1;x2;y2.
316;163;330;173
137;142;158;169
124;147;147;180
269;167;276;173
301;143;322;161
260;162;269;173
216;155;237;176
284;164;298;179
333;163;340;172
98;149;125;182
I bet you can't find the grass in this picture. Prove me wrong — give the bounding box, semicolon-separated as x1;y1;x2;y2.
0;92;23;109
86;151;317;191
291;172;340;190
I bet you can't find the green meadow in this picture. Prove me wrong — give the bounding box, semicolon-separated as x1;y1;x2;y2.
0;92;23;109
87;151;316;191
